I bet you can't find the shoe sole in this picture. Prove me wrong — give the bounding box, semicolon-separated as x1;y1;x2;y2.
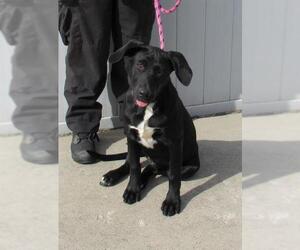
71;154;100;165
22;154;58;165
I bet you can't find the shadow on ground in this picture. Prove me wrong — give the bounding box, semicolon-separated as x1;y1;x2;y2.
96;134;300;210
59;114;242;250
243;140;300;250
243;140;300;189
95;129;125;154
96;136;242;212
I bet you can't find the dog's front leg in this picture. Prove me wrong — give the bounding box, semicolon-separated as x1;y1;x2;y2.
123;137;141;204
161;140;182;216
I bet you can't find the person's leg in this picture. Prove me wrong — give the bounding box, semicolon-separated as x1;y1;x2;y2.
61;0;112;163
9;2;58;164
111;0;155;100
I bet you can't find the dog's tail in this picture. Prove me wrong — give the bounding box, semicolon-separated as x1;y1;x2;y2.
87;151;127;162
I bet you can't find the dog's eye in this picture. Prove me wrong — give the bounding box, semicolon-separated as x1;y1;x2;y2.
136;63;145;71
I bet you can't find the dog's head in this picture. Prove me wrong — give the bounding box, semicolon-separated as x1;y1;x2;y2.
109;40;193;108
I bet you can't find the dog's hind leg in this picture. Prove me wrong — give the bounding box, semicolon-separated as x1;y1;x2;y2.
140;163;159;190
180;155;200;180
140;160;170;189
181;165;200;180
140;162;199;182
100;162;129;187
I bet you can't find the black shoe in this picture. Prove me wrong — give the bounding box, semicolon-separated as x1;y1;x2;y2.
71;132;100;164
20;133;58;165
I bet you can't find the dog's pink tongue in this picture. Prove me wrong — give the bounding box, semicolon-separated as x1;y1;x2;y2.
136;99;148;108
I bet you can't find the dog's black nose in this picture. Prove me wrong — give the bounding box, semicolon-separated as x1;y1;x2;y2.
138;89;149;99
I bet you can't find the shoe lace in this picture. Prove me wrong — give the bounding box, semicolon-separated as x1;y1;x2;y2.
78;132;99;142
89;132;99;142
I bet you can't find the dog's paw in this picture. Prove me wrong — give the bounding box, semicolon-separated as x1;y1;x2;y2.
123;187;141;204
161;196;181;216
100;171;118;187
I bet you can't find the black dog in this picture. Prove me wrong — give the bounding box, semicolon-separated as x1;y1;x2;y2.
100;40;200;216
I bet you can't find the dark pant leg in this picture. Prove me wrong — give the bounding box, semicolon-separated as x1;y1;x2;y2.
63;0;112;133
9;3;58;134
110;0;155;99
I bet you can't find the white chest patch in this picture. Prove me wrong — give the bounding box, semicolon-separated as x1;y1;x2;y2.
129;103;157;149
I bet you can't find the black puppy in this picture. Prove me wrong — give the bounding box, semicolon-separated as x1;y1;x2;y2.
100;40;200;216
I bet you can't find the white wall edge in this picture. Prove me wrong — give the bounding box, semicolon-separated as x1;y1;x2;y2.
186;99;242;117
59;100;243;134
1;100;243;135
0;122;20;135
7;98;299;135
59;116;123;135
243;99;300;116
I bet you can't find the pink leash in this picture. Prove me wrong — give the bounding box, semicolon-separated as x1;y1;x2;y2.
154;0;182;50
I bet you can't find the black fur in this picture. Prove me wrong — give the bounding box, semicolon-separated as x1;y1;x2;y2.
100;40;200;216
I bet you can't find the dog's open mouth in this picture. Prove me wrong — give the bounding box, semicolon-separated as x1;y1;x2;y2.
135;99;149;108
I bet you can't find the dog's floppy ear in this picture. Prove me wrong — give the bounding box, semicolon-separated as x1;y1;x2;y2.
109;40;144;64
168;51;193;86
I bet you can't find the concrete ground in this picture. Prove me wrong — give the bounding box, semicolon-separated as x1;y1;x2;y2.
243;113;300;250
59;113;242;250
2;113;299;249
0;136;58;250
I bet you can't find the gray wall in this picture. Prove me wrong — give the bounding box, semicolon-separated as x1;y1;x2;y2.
58;0;242;133
0;0;243;134
0;34;15;134
5;0;300;133
243;0;300;115
175;0;242;111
